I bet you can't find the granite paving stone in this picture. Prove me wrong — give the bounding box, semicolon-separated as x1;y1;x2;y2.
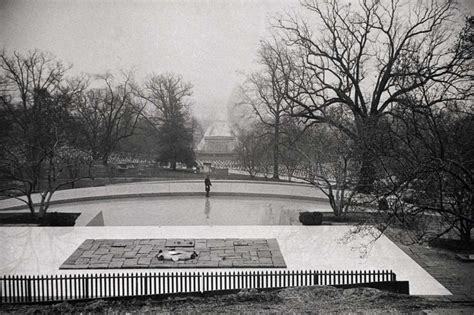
138;257;152;265
89;263;109;269
110;247;125;254
257;250;272;258
82;251;95;258
138;246;153;254
198;255;211;261
65;264;90;269
219;261;234;267
99;254;113;262
109;261;123;268
60;238;286;270
75;258;90;265
123;251;138;258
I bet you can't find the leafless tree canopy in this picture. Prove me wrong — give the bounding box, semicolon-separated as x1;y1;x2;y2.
262;0;472;192
138;73;195;169
0;50;91;218
73;72;144;165
140;73;193;124
276;0;470;125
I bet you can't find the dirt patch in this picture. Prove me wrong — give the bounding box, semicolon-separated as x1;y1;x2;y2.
1;286;470;314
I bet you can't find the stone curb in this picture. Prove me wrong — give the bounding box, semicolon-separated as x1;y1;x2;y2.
0;192;327;211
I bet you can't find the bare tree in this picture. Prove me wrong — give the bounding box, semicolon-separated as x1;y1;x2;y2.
274;0;471;192
234;126;270;178
140;72;193;124
369;97;474;244
0;50;92;219
242;41;293;179
296;124;360;217
138;73;195;169
73;72;144;166
278;118;306;182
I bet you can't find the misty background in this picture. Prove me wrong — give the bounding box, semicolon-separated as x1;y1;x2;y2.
0;0;306;124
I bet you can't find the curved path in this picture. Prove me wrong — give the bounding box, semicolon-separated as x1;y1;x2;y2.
0;180;327;211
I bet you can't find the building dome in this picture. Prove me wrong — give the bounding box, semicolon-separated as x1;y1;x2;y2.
196;120;237;160
196;120;237;154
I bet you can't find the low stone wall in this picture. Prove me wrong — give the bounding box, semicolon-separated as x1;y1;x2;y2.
0;180;327;211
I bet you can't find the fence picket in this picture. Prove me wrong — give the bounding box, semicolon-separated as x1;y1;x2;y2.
0;269;398;304
6;276;10;303
12;276;16;304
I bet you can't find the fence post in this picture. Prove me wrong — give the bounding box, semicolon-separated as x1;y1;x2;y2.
76;274;80;300
121;273;125;297
85;274;89;299
158;273;162;295
108;273;112;298
26;276;32;302
31;275;37;303
112;273;116;297
19;275;24;303
198;272;203;293
152;272;156;295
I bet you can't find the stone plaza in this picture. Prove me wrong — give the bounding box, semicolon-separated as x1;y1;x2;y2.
60;238;286;269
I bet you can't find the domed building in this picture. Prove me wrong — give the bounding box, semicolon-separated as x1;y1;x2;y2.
196;120;238;163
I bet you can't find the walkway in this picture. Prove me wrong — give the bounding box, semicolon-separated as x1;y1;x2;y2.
0;180;327;211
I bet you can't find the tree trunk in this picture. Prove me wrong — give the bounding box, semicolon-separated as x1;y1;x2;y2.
355;116;379;194
101;154;109;166
459;219;472;244
357;151;376;194
273;124;280;179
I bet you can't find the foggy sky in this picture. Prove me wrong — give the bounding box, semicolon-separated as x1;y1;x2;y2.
0;0;472;121
0;0;300;121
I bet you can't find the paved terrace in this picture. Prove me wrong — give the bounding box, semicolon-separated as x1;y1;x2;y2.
0;226;450;296
0;180;326;211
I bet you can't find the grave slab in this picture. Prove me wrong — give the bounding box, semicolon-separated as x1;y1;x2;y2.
60;238;286;269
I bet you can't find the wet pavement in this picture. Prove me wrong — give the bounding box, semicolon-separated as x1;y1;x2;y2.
47;196;332;226
0;180;327;210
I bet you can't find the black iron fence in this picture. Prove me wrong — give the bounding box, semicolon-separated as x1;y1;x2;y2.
1;269;397;304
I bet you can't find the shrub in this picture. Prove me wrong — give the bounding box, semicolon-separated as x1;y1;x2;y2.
299;211;323;225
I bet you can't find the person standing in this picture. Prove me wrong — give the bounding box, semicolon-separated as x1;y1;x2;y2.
204;174;212;197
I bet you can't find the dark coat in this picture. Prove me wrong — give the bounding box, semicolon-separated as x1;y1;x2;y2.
204;178;212;191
